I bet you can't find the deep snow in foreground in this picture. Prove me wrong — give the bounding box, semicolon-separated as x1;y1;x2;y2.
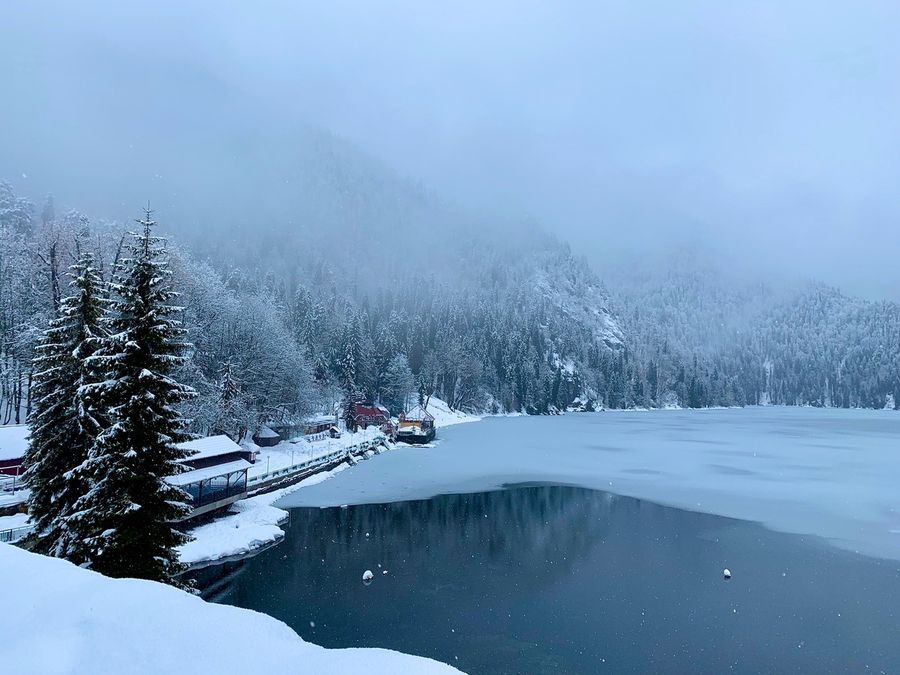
280;407;900;561
0;543;460;675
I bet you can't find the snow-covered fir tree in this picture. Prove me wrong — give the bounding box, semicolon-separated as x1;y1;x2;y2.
24;249;106;560
67;209;196;583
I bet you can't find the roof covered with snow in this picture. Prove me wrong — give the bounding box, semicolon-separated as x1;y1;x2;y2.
167;459;253;486
305;414;337;425
401;405;435;422
352;404;390;419
254;425;280;439
0;425;29;461
176;435;243;461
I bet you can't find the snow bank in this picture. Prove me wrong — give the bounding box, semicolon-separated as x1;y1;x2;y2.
178;495;288;567
425;397;481;428
179;463;352;566
0;424;29;461
0;543;461;675
0;512;29;530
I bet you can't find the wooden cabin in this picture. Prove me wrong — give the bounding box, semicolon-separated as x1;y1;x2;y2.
0;425;28;476
399;405;435;430
349;403;391;431
168;435;255;521
252;425;281;447
303;414;341;438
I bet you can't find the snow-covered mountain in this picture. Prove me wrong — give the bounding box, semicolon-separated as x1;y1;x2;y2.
607;260;900;409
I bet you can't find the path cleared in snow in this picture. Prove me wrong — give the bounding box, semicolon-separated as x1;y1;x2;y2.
279;407;900;562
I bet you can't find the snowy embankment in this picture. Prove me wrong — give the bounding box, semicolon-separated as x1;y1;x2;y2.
179;464;352;567
180;400;479;567
0;543;461;675
180;400;478;567
424;397;482;428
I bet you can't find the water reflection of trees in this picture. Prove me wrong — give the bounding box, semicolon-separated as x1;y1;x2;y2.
288;485;682;582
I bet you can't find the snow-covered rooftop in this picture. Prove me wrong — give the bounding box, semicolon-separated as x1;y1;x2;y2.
0;425;29;461
402;404;434;422
254;425;280;439
176;435;243;461
167;459;253;486
305;414;337;425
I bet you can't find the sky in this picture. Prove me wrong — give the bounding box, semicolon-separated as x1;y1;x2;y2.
2;1;899;298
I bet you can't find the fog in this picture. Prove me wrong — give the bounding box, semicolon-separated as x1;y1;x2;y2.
3;1;899;298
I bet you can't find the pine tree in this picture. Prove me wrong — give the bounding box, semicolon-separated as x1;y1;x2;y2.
67;209;196;583
24;249;106;560
336;311;363;395
382;353;414;413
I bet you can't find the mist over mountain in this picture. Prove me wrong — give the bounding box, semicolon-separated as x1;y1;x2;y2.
2;1;898;422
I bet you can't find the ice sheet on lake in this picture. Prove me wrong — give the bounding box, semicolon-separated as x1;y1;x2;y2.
279;407;900;561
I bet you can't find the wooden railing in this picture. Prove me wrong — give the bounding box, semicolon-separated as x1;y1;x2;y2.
0;524;33;543
247;435;387;488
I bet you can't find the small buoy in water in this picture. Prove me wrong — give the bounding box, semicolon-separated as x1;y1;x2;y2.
723;568;732;580
362;570;374;584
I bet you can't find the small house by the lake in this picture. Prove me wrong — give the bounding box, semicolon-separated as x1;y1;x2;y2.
252;425;281;447
0;425;28;476
349;403;391;431
168;435;255;521
304;414;341;439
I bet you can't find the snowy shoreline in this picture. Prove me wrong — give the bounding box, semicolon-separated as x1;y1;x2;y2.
0;543;461;675
179;398;481;568
179;463;354;568
282;406;900;563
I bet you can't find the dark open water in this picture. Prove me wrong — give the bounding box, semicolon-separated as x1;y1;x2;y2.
194;485;900;674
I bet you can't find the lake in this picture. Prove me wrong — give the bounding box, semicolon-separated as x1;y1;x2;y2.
198;409;900;673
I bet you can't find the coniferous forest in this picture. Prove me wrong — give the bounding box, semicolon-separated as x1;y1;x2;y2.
2;176;898;442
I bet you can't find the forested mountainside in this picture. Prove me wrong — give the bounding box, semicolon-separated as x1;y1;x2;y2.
4;167;899;433
609;264;900;409
0;176;628;433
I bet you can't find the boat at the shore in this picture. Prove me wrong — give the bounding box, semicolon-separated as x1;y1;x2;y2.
396;425;436;444
397;405;437;444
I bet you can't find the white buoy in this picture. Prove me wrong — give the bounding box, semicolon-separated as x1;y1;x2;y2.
723;568;732;580
362;570;374;583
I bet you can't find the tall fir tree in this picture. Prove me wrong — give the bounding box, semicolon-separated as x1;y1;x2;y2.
67;209;196;583
24;249;106;560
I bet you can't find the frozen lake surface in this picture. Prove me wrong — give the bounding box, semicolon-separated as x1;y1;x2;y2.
280;407;900;561
205;485;900;674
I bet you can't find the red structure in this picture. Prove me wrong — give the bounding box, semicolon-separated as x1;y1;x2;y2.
0;425;28;476
349;403;390;431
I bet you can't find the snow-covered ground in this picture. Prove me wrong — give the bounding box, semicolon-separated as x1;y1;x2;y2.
179;464;352;567
280;407;900;562
0;543;461;675
245;426;384;481
178;425;385;567
0;487;27;509
424;397;481;428
180;402;477;566
0;512;29;530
